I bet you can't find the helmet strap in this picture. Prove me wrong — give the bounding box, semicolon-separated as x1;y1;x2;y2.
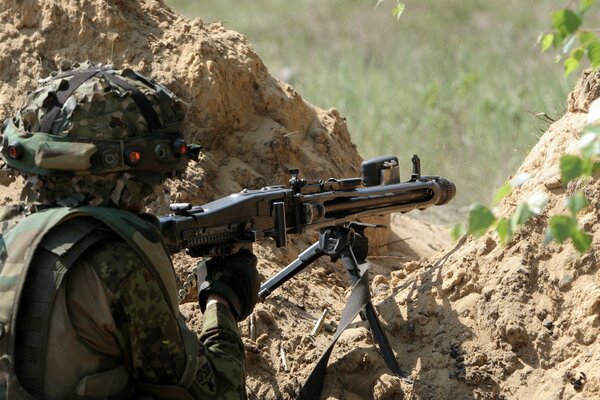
39;68;106;134
38;67;163;135
101;72;162;131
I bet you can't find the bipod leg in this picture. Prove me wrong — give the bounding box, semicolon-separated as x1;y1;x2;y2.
258;241;324;300
340;246;412;382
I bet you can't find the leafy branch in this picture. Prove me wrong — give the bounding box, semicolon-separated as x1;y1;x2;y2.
540;0;600;75
451;1;600;252
452;117;600;252
451;175;549;246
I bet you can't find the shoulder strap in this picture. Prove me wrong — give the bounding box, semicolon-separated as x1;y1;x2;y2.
0;206;177;399
15;217;111;396
0;208;108;400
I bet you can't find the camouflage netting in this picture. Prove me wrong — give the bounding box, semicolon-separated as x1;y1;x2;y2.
3;62;189;208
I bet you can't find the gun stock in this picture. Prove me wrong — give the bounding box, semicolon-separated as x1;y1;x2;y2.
158;155;456;257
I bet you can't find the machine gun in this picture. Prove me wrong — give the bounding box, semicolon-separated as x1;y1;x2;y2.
158;154;455;258
158;154;455;395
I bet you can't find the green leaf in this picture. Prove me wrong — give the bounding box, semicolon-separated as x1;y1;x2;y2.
588;41;600;68
560;154;583;185
579;31;598;46
496;218;512;245
564;55;581;76
510;203;534;233
451;223;466;241
552;9;582;40
566;192;589;215
491;174;531;206
549;215;577;243
392;2;405;20
571;228;592;252
581;156;596;176
467;204;496;237
572;46;585;60
492;182;512;206
542;33;555;52
579;0;597;14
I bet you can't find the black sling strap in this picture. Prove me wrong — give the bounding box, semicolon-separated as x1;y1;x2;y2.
296;268;371;399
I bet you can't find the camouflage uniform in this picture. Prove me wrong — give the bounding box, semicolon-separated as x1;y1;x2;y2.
0;63;248;399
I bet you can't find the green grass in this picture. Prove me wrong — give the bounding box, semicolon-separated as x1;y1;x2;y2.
166;0;576;205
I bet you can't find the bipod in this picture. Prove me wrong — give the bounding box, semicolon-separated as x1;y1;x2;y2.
259;224;413;398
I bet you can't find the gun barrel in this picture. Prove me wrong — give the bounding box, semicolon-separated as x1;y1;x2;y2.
304;178;455;228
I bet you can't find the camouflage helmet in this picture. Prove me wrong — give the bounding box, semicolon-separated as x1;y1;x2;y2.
0;62;199;208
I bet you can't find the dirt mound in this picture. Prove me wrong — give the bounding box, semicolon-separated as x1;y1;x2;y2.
346;75;599;399
3;1;599;399
0;0;360;203
0;0;444;397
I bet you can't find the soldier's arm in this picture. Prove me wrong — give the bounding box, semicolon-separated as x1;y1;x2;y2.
78;239;246;399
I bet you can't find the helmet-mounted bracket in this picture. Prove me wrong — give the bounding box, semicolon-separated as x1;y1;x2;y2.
0;119;197;177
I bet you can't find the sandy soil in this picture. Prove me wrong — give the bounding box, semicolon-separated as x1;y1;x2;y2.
1;1;600;399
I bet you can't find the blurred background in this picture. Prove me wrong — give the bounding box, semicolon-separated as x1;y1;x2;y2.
165;0;576;207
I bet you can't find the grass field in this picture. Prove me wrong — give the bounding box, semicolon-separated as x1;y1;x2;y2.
166;0;576;205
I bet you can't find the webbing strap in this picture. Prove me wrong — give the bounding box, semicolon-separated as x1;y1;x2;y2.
295;269;371;400
39;69;104;134
14;219;111;396
39;67;162;135
101;73;162;131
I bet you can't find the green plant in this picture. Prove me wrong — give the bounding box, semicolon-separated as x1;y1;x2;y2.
453;118;600;252
540;0;600;76
452;1;600;252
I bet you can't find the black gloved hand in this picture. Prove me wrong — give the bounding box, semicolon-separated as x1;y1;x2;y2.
197;249;259;322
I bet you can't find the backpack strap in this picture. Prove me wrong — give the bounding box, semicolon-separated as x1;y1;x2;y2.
14;217;112;396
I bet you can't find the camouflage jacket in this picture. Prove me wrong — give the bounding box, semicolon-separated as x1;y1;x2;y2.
0;205;246;399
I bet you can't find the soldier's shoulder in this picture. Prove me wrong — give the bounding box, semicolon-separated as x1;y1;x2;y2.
84;238;146;292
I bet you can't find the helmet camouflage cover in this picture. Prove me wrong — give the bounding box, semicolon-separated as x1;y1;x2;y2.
0;62;197;208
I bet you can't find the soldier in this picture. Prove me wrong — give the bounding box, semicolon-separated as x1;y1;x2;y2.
0;62;259;399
